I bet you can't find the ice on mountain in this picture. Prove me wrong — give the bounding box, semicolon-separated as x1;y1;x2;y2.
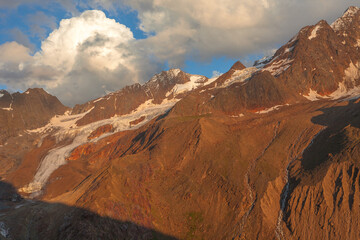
262;58;293;76
308;25;321;40
222;67;257;88
21;98;178;197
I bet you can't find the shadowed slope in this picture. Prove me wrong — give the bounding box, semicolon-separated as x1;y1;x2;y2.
0;180;177;240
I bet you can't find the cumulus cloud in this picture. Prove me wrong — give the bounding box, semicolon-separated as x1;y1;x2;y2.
122;0;360;65
0;42;31;63
0;10;162;106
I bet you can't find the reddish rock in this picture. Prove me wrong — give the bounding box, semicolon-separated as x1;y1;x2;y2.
87;124;113;140
129;116;145;127
0;88;68;142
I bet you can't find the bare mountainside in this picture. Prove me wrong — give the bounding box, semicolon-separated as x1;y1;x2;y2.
0;6;360;240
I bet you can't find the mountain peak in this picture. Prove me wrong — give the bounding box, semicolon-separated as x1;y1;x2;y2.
23;88;48;96
344;6;360;15
0;90;9;97
331;6;360;31
230;61;246;71
148;68;184;84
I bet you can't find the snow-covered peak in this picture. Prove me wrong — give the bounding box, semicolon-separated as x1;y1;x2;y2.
169;68;181;76
331;6;359;31
149;68;182;83
344;6;360;17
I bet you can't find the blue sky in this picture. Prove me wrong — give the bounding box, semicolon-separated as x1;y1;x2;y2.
0;0;358;105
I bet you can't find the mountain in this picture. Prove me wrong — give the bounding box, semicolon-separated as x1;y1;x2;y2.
171;6;360;117
0;88;68;141
71;69;209;126
0;6;360;240
0;88;67;177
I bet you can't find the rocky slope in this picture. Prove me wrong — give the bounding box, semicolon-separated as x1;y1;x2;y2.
0;6;360;240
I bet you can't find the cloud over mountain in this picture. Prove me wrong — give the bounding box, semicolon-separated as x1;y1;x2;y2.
0;10;163;106
123;0;360;63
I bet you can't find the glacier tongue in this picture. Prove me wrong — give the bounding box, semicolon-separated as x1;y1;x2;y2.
20;99;177;197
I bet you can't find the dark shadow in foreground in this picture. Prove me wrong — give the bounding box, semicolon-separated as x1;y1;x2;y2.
303;100;360;170
0;180;178;240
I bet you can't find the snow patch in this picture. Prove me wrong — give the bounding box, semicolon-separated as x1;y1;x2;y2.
0;222;9;238
150;68;181;83
355;39;360;48
0;93;4;98
256;104;289;114
27;108;95;135
222;67;257;88
308;25;321;40
303;61;360;101
170;68;181;76
93;97;104;103
329;82;360;101
344;61;360;81
230;113;244;118
165;74;207;97
254;55;274;68
284;46;294;53
2;94;14;111
302;89;330;101
203;76;218;86
289;33;299;43
262;58;293;76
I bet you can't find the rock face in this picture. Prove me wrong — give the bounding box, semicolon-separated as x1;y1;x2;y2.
1;6;360;240
0;88;68;142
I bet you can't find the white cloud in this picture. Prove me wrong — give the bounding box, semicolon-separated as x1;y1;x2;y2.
211;71;222;78
0;42;32;63
0;10;162;106
122;0;360;65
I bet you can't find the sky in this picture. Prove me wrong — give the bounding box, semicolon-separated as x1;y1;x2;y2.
0;0;358;106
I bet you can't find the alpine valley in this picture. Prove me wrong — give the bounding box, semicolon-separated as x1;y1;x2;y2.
1;6;360;240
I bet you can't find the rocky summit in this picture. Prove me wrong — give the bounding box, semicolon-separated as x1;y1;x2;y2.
0;6;360;240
